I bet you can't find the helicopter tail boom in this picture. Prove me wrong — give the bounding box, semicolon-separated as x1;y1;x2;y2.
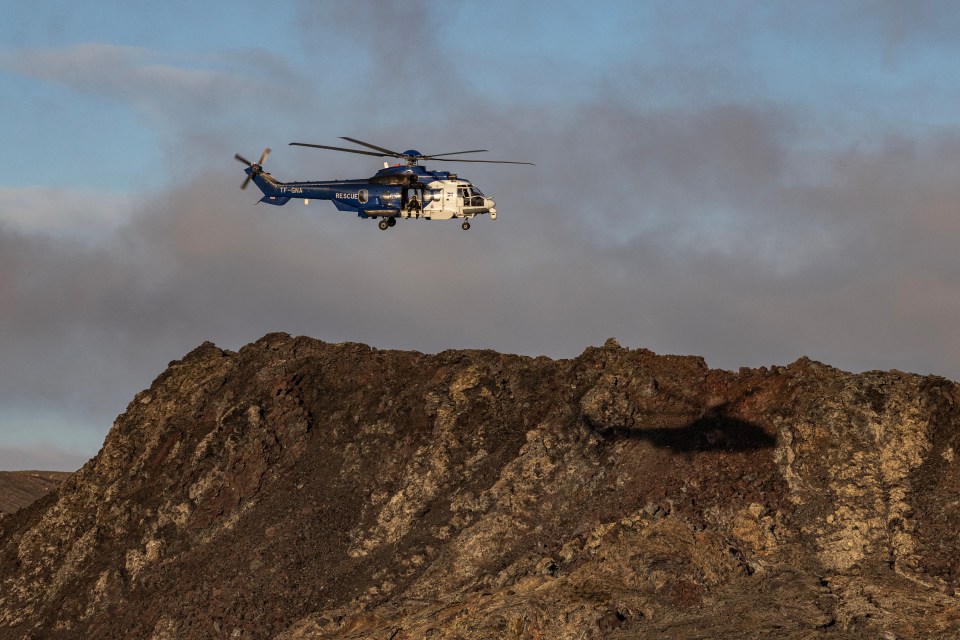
246;171;292;205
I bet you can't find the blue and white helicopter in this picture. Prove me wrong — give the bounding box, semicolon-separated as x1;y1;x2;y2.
234;137;532;230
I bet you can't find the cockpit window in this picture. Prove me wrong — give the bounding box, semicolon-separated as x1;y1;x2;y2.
458;184;486;207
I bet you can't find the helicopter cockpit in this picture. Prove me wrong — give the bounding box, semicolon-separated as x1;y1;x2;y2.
458;185;486;207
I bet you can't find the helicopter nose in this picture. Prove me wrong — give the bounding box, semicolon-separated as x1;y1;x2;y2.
484;197;496;209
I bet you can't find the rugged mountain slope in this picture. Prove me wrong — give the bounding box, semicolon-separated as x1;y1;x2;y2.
1;333;959;639
0;472;71;516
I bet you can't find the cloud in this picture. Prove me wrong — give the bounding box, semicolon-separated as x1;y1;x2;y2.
293;0;466;120
844;0;960;60
0;43;312;142
0;186;138;239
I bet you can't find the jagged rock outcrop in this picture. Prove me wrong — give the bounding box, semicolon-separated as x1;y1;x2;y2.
1;334;959;639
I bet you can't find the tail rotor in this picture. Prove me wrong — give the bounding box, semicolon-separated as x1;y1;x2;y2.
234;148;271;190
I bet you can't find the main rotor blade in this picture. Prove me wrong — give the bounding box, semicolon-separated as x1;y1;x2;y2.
339;137;405;158
424;149;489;158
235;153;253;166
429;158;535;165
289;142;386;158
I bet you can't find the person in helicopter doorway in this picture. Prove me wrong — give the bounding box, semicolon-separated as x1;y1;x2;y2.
406;188;421;214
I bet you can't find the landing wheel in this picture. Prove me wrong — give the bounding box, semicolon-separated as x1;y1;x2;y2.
378;219;389;230
461;221;471;230
387;217;396;227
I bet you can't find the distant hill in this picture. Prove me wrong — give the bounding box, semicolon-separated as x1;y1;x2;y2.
1;333;959;639
0;471;72;515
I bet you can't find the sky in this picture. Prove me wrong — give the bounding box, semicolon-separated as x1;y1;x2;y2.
2;1;960;470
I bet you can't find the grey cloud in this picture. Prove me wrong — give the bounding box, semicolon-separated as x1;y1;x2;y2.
0;187;136;238
293;0;475;118
846;1;960;59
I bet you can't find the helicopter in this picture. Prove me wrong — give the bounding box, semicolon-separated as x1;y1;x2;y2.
234;137;532;230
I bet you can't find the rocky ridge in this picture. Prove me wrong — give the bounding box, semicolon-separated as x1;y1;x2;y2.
0;472;71;516
1;333;959;639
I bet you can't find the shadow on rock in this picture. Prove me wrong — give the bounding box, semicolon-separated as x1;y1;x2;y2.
593;411;776;452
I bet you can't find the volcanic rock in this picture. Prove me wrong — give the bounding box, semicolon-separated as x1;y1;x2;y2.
1;334;959;639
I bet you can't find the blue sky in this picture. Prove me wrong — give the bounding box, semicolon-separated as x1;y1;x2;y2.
2;1;960;469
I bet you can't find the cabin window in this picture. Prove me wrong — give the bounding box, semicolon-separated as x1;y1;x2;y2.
358;189;369;204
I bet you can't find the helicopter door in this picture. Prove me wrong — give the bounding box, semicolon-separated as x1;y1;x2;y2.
402;186;424;217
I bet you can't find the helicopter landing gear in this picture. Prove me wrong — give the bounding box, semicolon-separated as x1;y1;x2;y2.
388;217;396;227
461;221;471;230
378;219;389;230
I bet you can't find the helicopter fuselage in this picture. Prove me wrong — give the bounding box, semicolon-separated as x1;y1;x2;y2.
236;138;530;230
245;164;497;222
